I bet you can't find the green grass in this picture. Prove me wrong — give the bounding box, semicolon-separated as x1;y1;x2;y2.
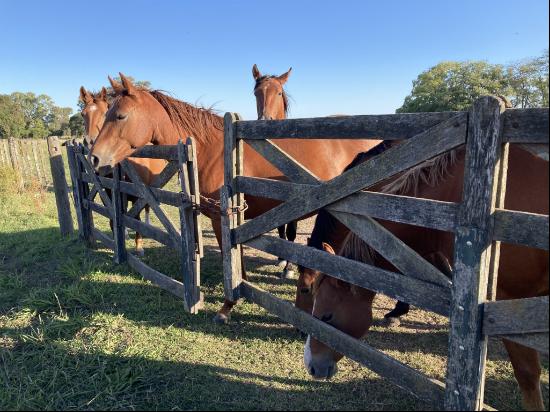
0;190;548;410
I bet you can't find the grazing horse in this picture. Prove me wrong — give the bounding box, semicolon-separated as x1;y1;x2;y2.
88;72;381;323
252;64;298;279
301;144;548;411
79;85;166;255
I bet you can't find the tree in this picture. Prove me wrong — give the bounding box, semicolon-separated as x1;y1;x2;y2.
507;50;549;108
69;113;85;137
397;61;509;113
0;95;25;138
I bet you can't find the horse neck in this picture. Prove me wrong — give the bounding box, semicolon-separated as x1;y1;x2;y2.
309;209;350;252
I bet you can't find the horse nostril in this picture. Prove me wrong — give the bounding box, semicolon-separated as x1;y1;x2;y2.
91;155;100;168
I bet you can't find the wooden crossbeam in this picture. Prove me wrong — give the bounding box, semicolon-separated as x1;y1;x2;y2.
77;152;112;209
234;113;467;245
483;296;549;335
330;211;452;288
493;209;549;250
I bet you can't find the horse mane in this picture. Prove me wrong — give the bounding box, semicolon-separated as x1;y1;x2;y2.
149;90;224;145
254;75;291;116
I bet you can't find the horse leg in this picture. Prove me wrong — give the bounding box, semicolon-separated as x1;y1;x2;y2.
503;339;545;411
379;251;452;327
212;217;246;325
276;225;288;268
281;220;298;279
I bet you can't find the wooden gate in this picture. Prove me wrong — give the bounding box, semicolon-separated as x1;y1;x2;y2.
221;96;549;410
66;138;203;313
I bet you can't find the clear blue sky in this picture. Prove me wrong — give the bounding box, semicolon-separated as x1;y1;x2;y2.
1;0;548;120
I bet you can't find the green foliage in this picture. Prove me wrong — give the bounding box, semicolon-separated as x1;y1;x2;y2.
397;50;549;112
0;92;73;138
69;113;85;137
0;166;21;194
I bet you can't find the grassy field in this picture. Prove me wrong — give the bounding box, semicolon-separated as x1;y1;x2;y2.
0;185;548;410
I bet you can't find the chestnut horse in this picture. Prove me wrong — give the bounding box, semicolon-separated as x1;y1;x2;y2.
302;144;548;411
252;64;298;279
88;72;381;323
79;85;166;254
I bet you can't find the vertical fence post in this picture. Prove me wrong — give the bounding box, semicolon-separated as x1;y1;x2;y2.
31;140;44;187
112;164;127;264
444;96;506;410
47;136;74;236
73;144;93;243
221;112;244;302
66;142;84;235
178;139;202;313
8;137;23;190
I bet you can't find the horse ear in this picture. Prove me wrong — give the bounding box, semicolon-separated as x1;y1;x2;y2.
277;67;292;85
79;86;92;104
321;242;336;255
108;76;124;94
99;87;108;101
252;64;261;80
119;72;136;95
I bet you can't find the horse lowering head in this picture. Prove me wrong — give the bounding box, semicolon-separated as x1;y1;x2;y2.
252;64;291;120
79;86;109;147
304;243;375;380
89;73;174;173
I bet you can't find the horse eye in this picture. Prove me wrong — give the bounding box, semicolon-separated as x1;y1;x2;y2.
278;92;283;96
321;314;333;323
300;288;310;294
117;113;128;120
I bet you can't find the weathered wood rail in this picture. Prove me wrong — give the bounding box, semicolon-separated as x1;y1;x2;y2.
65;138;203;313
221;98;549;410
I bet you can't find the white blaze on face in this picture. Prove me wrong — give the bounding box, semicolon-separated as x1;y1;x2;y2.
88;104;97;112
304;335;313;371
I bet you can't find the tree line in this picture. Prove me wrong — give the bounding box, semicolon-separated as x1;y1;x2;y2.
0;52;547;139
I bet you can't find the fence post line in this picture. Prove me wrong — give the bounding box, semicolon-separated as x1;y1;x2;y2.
8;137;23;190
47;136;74;236
444;96;506;410
111;164;127;264
66;142;84;236
221;112;244;302
73;145;93;243
31;140;44;186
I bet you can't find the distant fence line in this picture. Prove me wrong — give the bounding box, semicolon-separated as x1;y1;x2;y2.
0;136;75;188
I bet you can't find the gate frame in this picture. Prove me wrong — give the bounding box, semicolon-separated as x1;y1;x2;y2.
221;96;549;410
65;137;204;313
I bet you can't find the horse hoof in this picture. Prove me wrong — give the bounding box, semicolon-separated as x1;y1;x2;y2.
135;248;145;257
281;268;295;280
213;313;230;325
374;317;401;328
277;259;288;268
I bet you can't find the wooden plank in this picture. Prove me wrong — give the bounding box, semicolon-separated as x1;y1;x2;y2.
236;176;459;232
31;140;44;186
444;96;505;411
330;211;452;288
130;145;179;160
76;152;112;209
237;111;462;140
502;108;549;144
178;139;201;313
246;139;319;184
47;136;74;236
92;227;115;249
246;235;451;316
81;173;186;208
111;165;127;264
127;253;189;311
187;137;204;258
123;214;177;249
121;160;182;248
500;333;549;355
85;200;112;219
483;296;549;335
234;113;467;245
240;281;445;406
493;209;549;250
66;144;86;238
221;112;244;301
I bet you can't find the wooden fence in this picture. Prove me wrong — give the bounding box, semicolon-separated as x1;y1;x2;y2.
0;136;74;188
65;138;204;313
221;96;549;410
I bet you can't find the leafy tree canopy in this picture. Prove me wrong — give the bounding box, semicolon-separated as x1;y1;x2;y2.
397;50;549;112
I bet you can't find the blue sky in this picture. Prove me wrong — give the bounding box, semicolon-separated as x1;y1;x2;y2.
0;0;548;119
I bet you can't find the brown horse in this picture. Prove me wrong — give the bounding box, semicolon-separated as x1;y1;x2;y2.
79;85;166;254
252;64;298;278
302;144;549;411
88;72;381;323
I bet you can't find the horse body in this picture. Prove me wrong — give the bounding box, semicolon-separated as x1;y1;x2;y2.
89;73;381;322
303;144;548;410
